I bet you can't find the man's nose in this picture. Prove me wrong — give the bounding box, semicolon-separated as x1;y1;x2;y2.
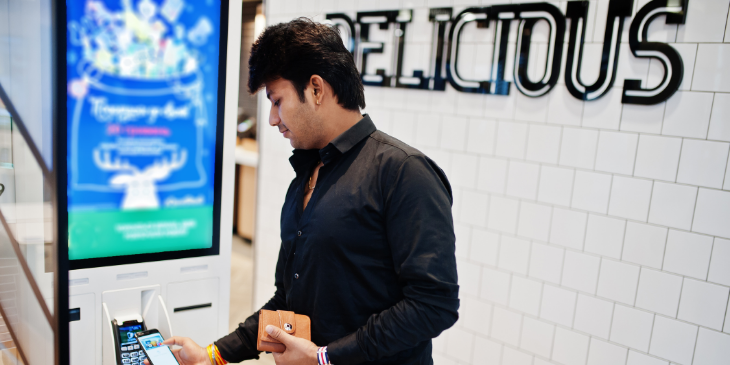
269;104;280;127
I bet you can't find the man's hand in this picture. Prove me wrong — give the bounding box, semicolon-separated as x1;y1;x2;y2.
266;325;319;365
142;336;210;365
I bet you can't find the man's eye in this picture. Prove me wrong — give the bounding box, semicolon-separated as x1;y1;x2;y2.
274;100;280;106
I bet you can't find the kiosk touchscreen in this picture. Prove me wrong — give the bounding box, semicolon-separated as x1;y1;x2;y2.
63;0;228;270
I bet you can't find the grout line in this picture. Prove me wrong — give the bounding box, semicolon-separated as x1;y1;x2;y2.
689;185;700;233
722;147;730;190
689;43;700;91
675;277;685;319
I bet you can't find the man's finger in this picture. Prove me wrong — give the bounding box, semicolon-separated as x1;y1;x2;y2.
266;325;294;345
162;336;186;346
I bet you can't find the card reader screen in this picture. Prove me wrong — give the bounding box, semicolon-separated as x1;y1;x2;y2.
118;324;144;346
138;333;179;365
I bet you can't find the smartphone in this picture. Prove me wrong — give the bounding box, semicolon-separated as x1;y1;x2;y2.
135;329;181;365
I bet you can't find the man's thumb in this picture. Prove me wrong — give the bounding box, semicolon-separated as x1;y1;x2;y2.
266;325;292;344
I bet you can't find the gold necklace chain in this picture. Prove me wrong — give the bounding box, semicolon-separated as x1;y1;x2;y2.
308;161;322;190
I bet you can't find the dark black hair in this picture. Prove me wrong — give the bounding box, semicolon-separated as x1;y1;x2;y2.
248;18;366;111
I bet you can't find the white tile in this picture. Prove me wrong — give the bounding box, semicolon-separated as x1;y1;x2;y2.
498;236;531;276
450;152;480;189
573;294;614;339
626;351;668;365
676;139;729;189
549;208;587;250
481;267;511;306
677;278;730;331
470;228;500;267
708;93;730;142
676;0;730;43
526;124;562;164
445;327;475;363
459;260;482;297
693;188;730;239
461;297;493;337
460;190;490;228
496;122;529;159
478;157;508;194
431;353;456;365
537;166;574;207
582;88;623;130
547;87;584;126
517;202;552;241
663;229;714;280
693;328;730;365
491;306;523;347
621;102;665;134
559;127;599;169
455;224;472;260
622;222;668;269
540;284;577;327
515;93;548;123
485;90;517;120
440;116;468;151
594;131;639;175
709;238;730;287
506;161;540;200
597;259;640;305
634;135;682;182
585;215;626;260
552;328;590;365
466;118;498;155
571;171;612;214
473;336;503;365
501;347;532;365
635;268;683;318
456;91;486;118
529;243;564;284
415;116;442;148
610;305;654;352
391;111;417;145
509;276;543;317
489;196;520;234
520;317;555;359
562;251;601;294
692;44;730;92
662;91;714;139
586;338;628;365
648;182;697;231
608;176;653;222
649;316;698;365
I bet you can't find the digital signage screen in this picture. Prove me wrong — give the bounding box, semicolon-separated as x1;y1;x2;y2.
64;0;227;268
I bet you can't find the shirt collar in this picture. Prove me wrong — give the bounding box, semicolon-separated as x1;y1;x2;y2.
289;115;376;174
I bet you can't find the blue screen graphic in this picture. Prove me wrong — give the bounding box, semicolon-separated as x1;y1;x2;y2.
66;0;223;260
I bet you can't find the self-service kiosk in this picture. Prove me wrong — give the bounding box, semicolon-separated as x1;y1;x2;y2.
62;1;243;364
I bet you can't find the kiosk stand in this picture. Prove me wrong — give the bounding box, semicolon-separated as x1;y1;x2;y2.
63;1;243;364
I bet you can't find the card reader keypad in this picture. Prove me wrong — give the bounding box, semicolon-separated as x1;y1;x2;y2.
120;343;147;364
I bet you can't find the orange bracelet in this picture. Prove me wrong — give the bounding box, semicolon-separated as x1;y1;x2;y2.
207;344;228;365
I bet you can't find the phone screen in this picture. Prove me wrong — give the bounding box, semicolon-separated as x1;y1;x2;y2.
137;333;180;365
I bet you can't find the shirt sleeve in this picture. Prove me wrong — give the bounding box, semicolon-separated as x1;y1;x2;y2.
327;154;460;365
215;240;289;362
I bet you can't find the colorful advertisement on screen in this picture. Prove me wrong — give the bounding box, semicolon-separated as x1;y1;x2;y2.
66;0;222;260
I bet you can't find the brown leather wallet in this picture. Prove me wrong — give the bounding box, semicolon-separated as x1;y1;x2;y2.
257;309;311;353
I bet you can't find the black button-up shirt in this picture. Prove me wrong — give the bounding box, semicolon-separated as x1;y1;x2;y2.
217;115;459;365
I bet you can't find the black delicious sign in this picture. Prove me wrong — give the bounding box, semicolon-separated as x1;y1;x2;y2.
326;0;689;105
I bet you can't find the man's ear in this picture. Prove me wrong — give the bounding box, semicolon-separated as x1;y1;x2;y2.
309;75;325;104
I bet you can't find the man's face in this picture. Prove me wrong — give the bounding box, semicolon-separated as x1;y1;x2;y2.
265;78;323;149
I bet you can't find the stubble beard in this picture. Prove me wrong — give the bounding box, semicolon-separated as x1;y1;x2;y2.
290;101;324;150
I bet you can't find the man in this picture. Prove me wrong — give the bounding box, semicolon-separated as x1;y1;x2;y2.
153;18;459;365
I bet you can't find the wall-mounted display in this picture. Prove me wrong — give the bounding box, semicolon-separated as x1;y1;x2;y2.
63;0;228;268
327;0;689;105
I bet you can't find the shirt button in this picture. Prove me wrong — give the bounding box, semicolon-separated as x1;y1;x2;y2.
297;231;302;236
294;273;299;279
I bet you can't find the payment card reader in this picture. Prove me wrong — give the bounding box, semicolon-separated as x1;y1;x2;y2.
112;315;148;365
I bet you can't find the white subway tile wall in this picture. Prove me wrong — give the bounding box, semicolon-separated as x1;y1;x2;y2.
256;1;730;364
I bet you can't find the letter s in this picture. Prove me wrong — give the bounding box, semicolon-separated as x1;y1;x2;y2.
622;0;689;105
